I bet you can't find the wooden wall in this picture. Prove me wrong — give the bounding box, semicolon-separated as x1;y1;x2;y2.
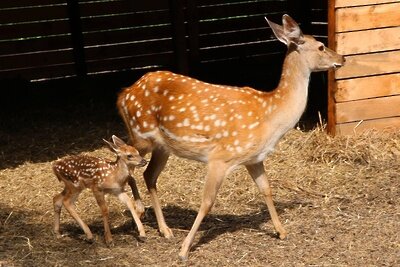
328;0;400;135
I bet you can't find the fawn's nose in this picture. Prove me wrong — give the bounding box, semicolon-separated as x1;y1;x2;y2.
137;158;147;167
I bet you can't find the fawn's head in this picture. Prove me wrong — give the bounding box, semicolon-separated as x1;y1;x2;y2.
266;14;345;72
103;135;147;168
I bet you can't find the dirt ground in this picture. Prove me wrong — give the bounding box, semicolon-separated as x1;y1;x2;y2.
0;90;399;267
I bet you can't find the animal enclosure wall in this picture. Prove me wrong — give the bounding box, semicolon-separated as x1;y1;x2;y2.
328;0;400;135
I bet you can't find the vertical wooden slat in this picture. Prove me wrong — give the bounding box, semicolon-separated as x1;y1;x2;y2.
169;0;189;75
187;0;200;74
67;0;86;77
327;0;337;135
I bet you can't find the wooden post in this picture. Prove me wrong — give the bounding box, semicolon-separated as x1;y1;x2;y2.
327;0;337;135
169;0;189;75
186;0;200;75
287;0;311;34
67;0;87;77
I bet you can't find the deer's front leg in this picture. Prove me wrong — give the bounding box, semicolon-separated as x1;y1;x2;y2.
246;162;287;239
93;189;113;246
118;192;146;240
127;175;145;218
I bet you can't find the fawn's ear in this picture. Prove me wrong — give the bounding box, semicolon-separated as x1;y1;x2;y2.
103;138;119;153
111;135;126;147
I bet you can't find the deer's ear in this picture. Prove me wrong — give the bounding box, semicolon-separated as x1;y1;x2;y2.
111;135;126;147
103;138;119;153
282;14;304;46
265;17;289;45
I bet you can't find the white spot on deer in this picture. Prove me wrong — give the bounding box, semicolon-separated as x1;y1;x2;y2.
136;110;141;118
214;120;221;127
163;90;168;96
210;114;216;120
177;122;183;128
178;95;184;100
156;78;162;83
248;121;260;130
215;133;222;139
183;118;190;127
236;146;243;153
179;107;186;113
143;121;148;128
204;125;211;131
144;90;150;97
169;95;175;101
234;140;240;146
232;131;238;136
141;84;146;90
153;86;159;93
169;115;175;121
248;111;253;116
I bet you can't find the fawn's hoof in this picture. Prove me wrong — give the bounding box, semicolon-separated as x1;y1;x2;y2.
160;227;174;239
138;235;147;242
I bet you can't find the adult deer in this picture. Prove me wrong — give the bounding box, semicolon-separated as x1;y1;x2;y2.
117;14;344;260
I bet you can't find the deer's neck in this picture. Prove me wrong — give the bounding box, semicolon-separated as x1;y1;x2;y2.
113;158;130;182
278;50;310;98
259;50;311;139
273;50;310;121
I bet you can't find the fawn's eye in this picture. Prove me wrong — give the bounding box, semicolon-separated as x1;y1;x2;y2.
318;45;325;51
127;154;134;160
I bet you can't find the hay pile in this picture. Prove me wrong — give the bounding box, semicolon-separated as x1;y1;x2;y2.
0;104;399;266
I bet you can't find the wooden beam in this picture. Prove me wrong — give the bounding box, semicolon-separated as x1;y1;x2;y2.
335;50;400;80
336;73;400;102
336;2;400;32
336;95;400;123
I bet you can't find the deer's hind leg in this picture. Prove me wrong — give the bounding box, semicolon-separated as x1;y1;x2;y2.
62;189;94;242
53;188;66;238
143;148;172;238
245;162;287;239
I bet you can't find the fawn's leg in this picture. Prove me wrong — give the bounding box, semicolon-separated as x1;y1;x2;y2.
92;189;113;246
127;175;145;218
62;191;94;242
118;192;146;239
53;189;66;238
143;148;172;238
179;160;231;261
245;162;287;239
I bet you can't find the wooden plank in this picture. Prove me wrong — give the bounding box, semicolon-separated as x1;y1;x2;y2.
0;4;68;24
336;116;400;135
0;21;70;41
335;73;400;102
79;0;169;14
198;1;285;20
80;10;171;32
85;52;174;74
199;13;284;35
84;39;174;60
199;28;270;48
0;0;66;9
0;36;72;55
199;41;283;62
336;2;400;32
83;25;172;46
0;63;76;81
336;95;400;123
335;50;400;79
0;50;75;70
335;0;397;8
336;27;400;55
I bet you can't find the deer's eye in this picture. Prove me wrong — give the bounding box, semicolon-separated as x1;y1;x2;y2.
318;45;325;51
127;154;134;160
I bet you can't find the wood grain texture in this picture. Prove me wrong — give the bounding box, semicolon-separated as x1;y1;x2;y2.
336;27;400;55
336;116;400;135
335;73;400;102
336;2;400;32
335;50;400;79
335;0;399;8
336;95;400;123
